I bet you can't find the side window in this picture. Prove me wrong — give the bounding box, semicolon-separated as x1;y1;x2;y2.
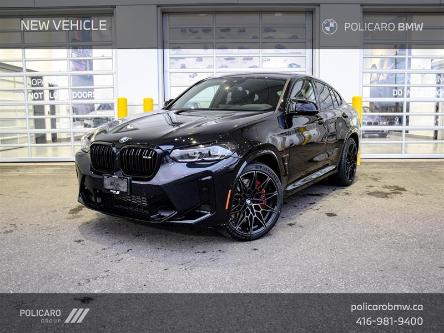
331;88;343;107
315;81;334;110
290;79;317;104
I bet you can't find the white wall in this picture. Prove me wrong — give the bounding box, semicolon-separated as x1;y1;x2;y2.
116;48;363;113
116;49;160;116
318;49;362;103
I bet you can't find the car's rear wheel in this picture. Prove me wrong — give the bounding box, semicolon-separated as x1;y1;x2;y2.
225;163;283;241
331;137;358;186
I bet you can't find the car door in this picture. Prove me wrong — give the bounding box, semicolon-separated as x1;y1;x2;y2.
286;78;329;184
314;81;342;165
330;87;351;164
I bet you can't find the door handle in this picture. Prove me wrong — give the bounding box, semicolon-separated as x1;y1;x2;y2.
342;112;349;118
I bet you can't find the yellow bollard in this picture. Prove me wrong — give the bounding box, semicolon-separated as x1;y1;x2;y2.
352;96;363;166
117;97;128;119
143;97;154;112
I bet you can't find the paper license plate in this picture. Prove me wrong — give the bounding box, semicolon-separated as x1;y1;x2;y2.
103;175;129;193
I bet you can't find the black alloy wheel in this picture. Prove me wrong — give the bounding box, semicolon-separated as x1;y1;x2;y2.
345;140;358;182
225;163;283;241
331;138;358;186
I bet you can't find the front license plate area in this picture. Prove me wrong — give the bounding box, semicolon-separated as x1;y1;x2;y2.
103;175;129;194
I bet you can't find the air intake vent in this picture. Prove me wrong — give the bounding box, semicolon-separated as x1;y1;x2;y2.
120;146;160;177
90;143;114;173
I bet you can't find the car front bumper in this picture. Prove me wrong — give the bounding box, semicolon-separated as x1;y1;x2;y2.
75;150;242;226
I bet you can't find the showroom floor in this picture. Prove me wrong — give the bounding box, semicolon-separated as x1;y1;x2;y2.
0;162;443;293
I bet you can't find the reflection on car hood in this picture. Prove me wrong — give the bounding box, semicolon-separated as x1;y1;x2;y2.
92;109;271;148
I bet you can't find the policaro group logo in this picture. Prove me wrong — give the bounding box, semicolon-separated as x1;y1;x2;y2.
19;308;90;324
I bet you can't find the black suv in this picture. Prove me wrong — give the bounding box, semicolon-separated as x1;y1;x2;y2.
76;74;360;240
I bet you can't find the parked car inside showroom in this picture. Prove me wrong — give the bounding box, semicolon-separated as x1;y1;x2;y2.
76;73;360;240
362;106;400;138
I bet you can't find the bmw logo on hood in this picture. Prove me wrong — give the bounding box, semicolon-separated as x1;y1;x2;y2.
119;136;131;143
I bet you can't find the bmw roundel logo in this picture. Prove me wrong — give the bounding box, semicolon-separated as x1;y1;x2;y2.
119;136;131;143
322;18;338;35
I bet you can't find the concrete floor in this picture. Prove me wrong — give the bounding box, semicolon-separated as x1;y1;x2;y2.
0;162;443;293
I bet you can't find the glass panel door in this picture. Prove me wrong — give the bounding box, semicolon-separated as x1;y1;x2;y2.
163;11;313;99
0;15;115;161
362;13;444;158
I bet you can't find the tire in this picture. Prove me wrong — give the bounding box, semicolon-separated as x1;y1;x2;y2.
224;163;283;241
331;138;358;186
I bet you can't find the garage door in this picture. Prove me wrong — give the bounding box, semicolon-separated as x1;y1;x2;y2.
0;15;114;162
362;13;444;158
163;12;313;99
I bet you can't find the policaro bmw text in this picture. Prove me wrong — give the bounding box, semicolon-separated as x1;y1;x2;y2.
76;74;360;240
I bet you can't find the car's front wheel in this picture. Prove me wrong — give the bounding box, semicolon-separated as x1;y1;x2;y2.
225;163;283;241
331;137;358;186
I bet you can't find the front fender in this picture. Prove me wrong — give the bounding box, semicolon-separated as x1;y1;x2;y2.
236;144;287;185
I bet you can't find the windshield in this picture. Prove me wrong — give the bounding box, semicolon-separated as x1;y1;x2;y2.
168;77;286;112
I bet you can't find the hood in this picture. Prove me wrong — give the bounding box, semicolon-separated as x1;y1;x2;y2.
92;109;271;149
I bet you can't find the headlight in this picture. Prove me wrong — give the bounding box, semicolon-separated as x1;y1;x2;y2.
170;143;235;162
80;135;92;153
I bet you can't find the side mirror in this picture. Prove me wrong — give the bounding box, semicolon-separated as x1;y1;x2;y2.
163;98;174;109
288;98;319;115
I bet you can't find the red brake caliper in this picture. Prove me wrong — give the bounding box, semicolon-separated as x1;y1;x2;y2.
255;179;267;208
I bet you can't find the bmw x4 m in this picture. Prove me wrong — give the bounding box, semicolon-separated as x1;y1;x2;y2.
76;74;360;240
